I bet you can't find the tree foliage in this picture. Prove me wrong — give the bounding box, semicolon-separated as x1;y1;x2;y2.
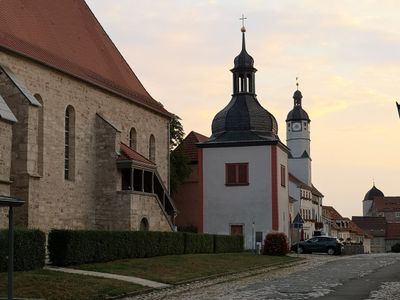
170;114;191;194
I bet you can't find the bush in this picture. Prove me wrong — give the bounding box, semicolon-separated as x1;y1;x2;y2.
0;229;46;272
263;232;288;256
184;233;214;254
391;243;400;253
214;234;243;253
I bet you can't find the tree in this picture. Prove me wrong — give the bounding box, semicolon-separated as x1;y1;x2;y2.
169;115;191;194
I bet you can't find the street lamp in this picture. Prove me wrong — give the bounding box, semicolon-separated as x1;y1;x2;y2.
0;196;25;300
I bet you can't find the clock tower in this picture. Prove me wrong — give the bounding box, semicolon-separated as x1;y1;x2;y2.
286;88;311;185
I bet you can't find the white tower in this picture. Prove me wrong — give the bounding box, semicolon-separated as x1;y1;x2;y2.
286;89;311;185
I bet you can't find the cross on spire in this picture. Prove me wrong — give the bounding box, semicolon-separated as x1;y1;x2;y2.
296;77;299;90
240;14;247;29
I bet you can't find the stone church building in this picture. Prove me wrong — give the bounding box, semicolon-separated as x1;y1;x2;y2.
0;0;176;231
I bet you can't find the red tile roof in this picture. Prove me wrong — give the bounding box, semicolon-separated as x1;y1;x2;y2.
386;223;400;239
118;143;155;167
352;216;386;237
349;221;371;238
322;206;344;220
0;0;170;117
373;197;400;212
173;131;208;163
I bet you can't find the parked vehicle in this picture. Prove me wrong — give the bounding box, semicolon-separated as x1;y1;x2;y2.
291;236;344;255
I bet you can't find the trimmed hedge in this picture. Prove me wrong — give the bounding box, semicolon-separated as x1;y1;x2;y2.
48;230;244;266
48;230;185;266
184;233;214;254
214;234;244;253
0;229;46;272
263;232;288;256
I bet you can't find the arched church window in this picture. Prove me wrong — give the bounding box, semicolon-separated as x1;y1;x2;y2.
129;127;137;150
149;134;156;162
34;94;44;176
140;217;149;231
65;105;75;180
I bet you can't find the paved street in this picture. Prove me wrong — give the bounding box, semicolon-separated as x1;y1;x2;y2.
126;253;400;300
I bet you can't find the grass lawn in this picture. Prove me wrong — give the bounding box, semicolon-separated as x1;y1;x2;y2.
0;269;144;300
75;253;300;284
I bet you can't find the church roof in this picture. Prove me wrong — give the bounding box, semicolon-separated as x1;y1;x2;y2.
0;94;17;123
363;185;385;201
286;90;310;122
118;142;155;167
174;131;208;163
0;0;170;117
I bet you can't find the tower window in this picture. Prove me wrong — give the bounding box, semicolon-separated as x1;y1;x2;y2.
225;163;249;186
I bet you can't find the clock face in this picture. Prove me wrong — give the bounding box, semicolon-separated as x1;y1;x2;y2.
292;122;302;131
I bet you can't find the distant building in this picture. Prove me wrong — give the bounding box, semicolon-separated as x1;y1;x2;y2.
173;131;208;230
354;184;400;252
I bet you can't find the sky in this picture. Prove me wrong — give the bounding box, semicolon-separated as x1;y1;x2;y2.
86;0;399;218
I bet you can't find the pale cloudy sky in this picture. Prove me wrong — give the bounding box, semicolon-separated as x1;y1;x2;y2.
86;0;399;218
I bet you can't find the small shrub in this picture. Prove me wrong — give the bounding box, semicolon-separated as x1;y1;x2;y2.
263;232;288;256
184;233;214;254
392;243;400;253
214;234;243;253
0;229;46;272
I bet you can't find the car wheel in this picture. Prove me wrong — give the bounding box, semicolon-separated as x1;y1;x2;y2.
327;248;335;255
297;247;304;254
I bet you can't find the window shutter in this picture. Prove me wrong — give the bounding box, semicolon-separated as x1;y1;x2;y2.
238;164;248;184
226;164;236;184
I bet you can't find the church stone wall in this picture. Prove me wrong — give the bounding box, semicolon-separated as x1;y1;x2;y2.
115;192;172;231
0;119;12;228
0;51;170;231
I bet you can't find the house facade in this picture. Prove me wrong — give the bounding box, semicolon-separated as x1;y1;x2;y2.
0;0;175;231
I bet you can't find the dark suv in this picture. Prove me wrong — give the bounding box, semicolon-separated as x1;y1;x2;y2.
291;236;344;255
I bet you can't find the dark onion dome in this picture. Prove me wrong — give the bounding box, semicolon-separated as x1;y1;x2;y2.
286;90;310;122
209;94;279;143
364;185;385;201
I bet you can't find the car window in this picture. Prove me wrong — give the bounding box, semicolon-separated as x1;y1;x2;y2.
309;238;318;242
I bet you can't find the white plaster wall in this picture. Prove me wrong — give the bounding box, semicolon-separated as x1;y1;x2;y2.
288;158;312;186
276;146;289;237
203;145;272;249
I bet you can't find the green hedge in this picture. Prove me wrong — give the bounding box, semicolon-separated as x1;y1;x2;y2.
0;229;46;272
184;233;214;254
48;230;244;266
48;230;185;266
392;243;400;253
214;234;244;253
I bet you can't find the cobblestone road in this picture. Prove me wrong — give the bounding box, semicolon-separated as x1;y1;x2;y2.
125;253;400;300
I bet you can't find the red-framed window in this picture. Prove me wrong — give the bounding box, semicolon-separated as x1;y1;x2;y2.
225;163;249;186
280;164;286;187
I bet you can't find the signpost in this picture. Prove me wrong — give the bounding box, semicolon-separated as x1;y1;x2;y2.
293;213;305;256
0;196;25;300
